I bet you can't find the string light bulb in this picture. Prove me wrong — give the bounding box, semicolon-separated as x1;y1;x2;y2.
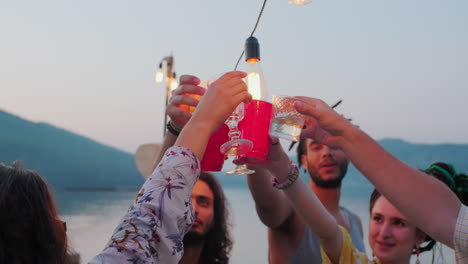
170;72;178;91
244;36;267;101
155;63;164;83
288;0;313;5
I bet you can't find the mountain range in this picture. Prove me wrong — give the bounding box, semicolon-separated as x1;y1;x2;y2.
0;109;143;189
1;108;467;191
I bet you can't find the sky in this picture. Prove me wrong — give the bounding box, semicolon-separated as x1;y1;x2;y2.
1;0;467;153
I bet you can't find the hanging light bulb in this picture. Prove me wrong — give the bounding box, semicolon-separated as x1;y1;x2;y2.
288;0;313;5
237;36;273;165
155;63;164;83
170;72;178;91
245;36;267;101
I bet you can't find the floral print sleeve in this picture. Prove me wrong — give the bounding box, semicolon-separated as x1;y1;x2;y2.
89;146;200;264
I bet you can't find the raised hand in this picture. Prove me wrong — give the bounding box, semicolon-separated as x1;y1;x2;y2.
192;71;252;135
176;71;251;160
293;97;356;148
167;75;206;130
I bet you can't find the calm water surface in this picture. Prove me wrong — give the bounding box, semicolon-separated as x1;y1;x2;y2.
57;186;455;263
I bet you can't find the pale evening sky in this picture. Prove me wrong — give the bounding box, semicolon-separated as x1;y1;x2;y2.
1;0;467;153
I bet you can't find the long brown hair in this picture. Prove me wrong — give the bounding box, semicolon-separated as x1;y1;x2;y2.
0;161;69;263
198;172;233;264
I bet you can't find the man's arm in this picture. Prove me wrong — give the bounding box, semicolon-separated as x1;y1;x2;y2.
295;97;460;248
246;138;295;229
151;75;206;173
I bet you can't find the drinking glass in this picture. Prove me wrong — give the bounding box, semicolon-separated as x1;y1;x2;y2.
219;102;253;156
270;95;305;142
208;75;255;175
219;103;255;175
180;79;228;172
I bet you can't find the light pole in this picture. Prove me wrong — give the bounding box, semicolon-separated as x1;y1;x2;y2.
155;55;178;136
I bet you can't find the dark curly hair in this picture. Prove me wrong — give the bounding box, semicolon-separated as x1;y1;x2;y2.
0;161;73;263
198;172;233;264
424;162;468;206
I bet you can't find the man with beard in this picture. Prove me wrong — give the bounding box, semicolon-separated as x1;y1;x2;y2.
247;138;365;263
179;172;232;264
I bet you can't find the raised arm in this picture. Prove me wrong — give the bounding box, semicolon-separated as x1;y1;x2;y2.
251;136;343;263
151;75;206;172
91;71;250;264
246;138;295;228
294;97;460;248
281;177;343;263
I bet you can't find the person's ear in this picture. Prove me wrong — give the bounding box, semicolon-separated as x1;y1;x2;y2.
415;230;427;246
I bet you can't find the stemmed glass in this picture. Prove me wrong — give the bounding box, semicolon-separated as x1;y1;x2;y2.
208;75;255;175
219;103;252;155
220;103;255;175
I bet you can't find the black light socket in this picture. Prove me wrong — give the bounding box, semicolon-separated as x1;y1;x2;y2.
245;36;260;62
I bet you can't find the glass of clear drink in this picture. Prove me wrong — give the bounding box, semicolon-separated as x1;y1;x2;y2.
269;95;305;142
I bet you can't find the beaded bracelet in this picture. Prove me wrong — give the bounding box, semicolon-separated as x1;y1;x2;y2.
271;161;299;190
166;121;181;136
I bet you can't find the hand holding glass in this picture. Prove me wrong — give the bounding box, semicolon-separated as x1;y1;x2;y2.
270;95;305;142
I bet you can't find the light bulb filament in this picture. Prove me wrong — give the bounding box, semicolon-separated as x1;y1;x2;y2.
247;72;261;100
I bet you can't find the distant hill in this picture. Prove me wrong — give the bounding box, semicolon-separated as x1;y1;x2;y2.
216;138;468;195
2;108;467;193
0;109;143;189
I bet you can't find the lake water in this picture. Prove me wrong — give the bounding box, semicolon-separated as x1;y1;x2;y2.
56;183;455;263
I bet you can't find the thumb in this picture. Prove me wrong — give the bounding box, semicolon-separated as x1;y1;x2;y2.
294;100;319;120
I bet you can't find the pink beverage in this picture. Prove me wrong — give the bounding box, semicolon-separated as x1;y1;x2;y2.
237;100;273;164
200;124;229;171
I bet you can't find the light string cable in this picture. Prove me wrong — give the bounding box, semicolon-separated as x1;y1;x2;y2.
234;0;268;71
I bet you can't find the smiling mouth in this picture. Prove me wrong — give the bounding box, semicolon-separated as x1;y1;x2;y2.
376;241;395;249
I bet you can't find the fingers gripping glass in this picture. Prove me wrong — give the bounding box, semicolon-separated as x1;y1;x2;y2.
208;75;255;175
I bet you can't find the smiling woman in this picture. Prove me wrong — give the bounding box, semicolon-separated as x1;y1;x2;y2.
368;190;430;264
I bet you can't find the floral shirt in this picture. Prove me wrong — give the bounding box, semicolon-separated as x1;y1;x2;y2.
455;204;468;264
89;146;199;264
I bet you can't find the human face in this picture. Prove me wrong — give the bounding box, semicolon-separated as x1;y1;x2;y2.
369;196;425;264
190;180;215;236
301;139;348;188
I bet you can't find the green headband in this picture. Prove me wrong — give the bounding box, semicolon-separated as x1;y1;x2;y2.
426;164;457;191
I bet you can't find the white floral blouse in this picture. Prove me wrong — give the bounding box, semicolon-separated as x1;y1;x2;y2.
89;146;199;264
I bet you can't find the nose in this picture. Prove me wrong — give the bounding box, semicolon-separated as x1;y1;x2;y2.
378;222;392;239
321;145;333;157
191;198;199;215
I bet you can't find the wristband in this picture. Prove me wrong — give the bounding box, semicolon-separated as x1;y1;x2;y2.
166;121;181;136
272;161;299;190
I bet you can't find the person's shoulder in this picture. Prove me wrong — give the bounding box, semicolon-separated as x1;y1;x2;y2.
340;206;362;221
340;206;364;236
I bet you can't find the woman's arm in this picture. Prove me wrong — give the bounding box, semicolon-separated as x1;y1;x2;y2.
281;172;343;263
